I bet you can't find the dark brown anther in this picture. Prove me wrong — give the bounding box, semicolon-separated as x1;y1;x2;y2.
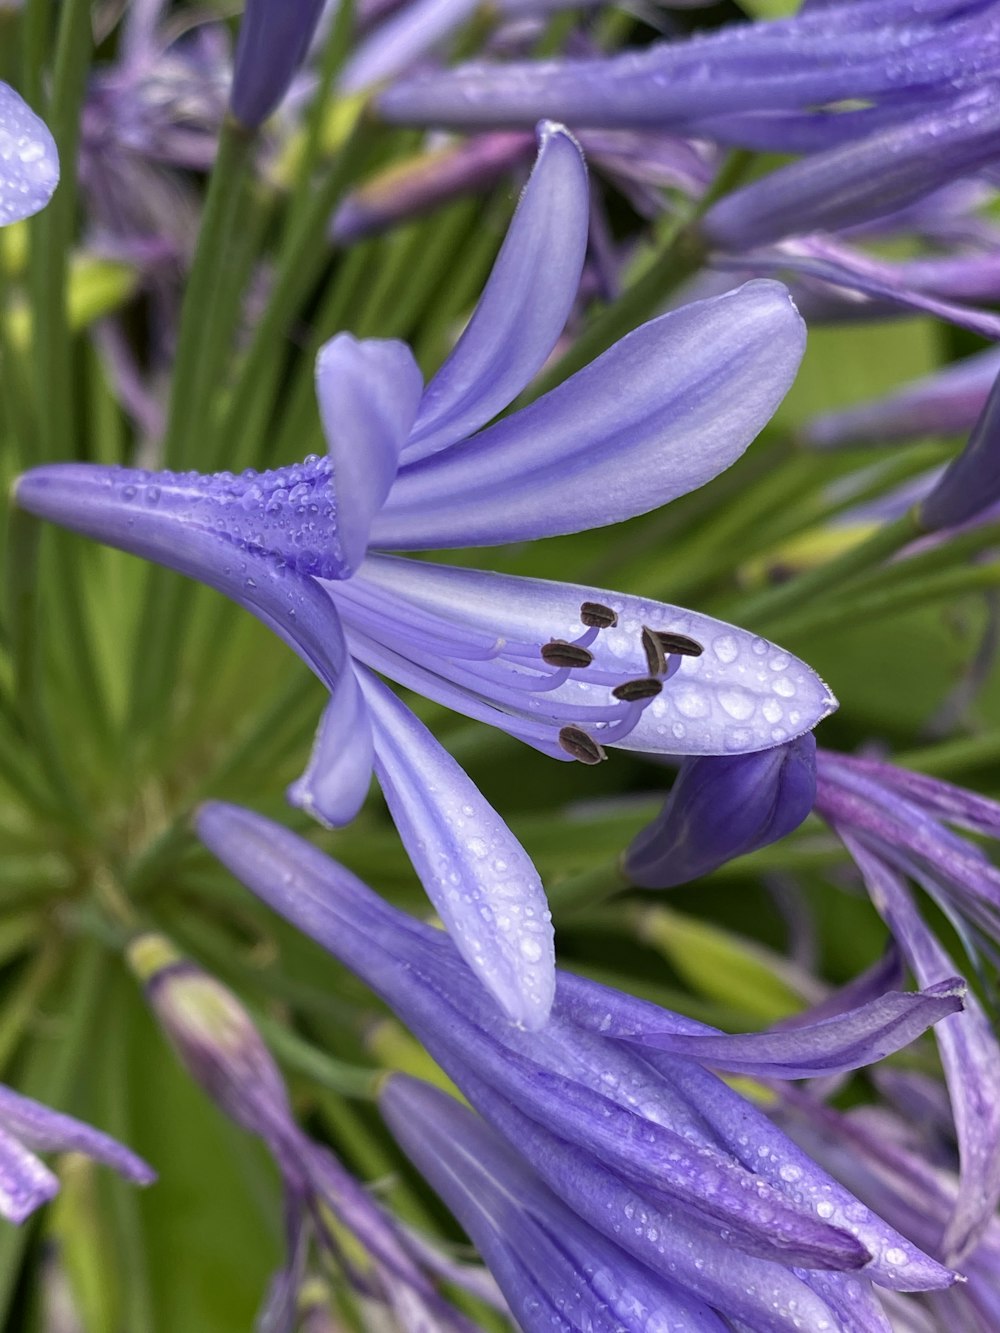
641;626;667;676
558;726;607;765
612;677;663;703
652;630;704;658
541;640;594;669
580;601;618;629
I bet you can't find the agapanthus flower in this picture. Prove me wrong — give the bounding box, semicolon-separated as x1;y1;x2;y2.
0;82;59;225
231;0;327;130
197;798;966;1331
15;124;833;1028
0;1082;154;1224
127;933;497;1332
815;749;1000;1260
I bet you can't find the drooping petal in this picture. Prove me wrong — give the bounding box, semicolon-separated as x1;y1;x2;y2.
315;334;423;575
921;363;1000;530
0;1125;59;1224
612;979;964;1079
286;663;374;828
0;1085;155;1187
358;669;554;1029
403;122;589;462
837;833;1000;1263
624;736;817;888
13;463;355;696
375;281;806;548
0;82;59;225
380;1076;731;1333
347;555;837;756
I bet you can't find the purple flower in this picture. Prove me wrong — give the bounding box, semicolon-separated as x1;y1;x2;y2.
920;361;1000;530
625;732;817;889
230;0;327;130
197;798;964;1329
127;933;492;1333
15;125;833;1028
0;82;59;224
0;1084;153;1224
815;749;1000;1260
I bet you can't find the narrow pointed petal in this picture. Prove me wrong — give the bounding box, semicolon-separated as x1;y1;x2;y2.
0;1126;58;1224
286;665;374;827
350;555;837;756
625;737;817;888
0;1086;155;1186
614;979;964;1078
381;1076;730;1333
376;281;805;548
340;0;480;92
837;833;1000;1263
13;463;355;696
359;670;554;1029
921;364;1000;530
838;757;1000;839
404;122;588;462
315;334;423;575
0;82;59;225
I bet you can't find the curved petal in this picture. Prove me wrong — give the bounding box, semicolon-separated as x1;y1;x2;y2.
403;122;589;463
315;334;423;575
0;1085;155;1186
0;1126;58;1224
358;670;554;1029
286;665;374;828
614;979;964;1079
14;463;354;696
350;556;837;756
375;281;805;548
0;82;59;226
340;0;480;92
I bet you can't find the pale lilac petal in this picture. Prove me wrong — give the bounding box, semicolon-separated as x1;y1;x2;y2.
404;122;589;462
349;556;837;756
286;664;374;828
358;669;554;1029
837;833;1000;1263
340;0;479;92
376;281;805;547
0;1085;154;1186
0;82;59;225
614;980;964;1079
315;335;423;575
0;1126;58;1224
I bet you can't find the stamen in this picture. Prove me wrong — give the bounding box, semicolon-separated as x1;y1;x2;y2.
642;626;667;676
612;677;663;703
651;630;704;658
541;640;594;669
580;601;618;629
559;726;607;765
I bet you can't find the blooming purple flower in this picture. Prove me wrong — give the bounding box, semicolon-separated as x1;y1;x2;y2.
230;0;327;130
815;749;1000;1260
0;82;59;225
197;798;965;1330
624;732;817;889
127;933;493;1333
15;125;833;1028
0;1083;154;1224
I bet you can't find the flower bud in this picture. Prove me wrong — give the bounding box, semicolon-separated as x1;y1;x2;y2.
624;734;817;888
919;366;1000;531
229;0;326;131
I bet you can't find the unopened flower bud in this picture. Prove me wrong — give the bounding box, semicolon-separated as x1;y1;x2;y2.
624;734;817;889
230;0;327;131
919;367;1000;532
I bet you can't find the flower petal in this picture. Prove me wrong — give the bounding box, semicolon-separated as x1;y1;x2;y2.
0;1125;58;1224
349;555;837;756
13;464;355;696
403;122;589;463
837;833;1000;1263
0;1085;155;1187
315;334;423;575
287;664;374;828
613;979;964;1079
376;280;805;548
0;82;59;226
340;0;481;92
358;670;554;1029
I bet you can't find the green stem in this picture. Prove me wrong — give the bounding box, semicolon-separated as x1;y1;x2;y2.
253;1012;378;1099
897;729;1000;777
